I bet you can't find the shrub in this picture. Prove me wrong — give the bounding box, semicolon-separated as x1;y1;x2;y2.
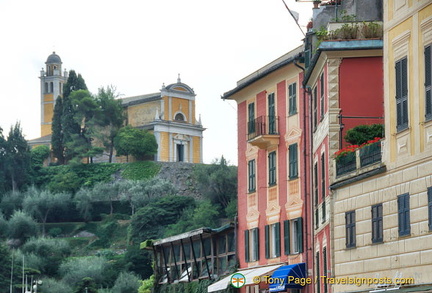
344;124;384;145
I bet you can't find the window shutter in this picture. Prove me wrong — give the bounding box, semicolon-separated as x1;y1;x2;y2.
244;230;250;262
397;196;403;234
284;220;290;255
405;194;410;235
275;222;281;257
253;228;259;261
265;225;270;259
425;46;432;118
297;217;303;253
428;187;432;231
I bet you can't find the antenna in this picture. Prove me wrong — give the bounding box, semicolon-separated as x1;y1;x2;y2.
281;0;306;37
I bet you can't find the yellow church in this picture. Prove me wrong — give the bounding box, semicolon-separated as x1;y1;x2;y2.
31;52;205;164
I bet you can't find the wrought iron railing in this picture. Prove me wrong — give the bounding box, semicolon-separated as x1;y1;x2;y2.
247;116;279;141
359;141;381;167
335;141;382;177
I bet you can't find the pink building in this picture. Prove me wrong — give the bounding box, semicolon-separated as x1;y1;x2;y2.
211;47;313;293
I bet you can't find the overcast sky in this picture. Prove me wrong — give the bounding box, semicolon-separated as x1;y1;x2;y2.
0;0;312;165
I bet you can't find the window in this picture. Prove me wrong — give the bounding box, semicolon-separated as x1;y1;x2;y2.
177;144;184;162
248;103;255;134
284;217;303;254
320;73;325;119
323;247;328;293
372;203;383;243
321;153;326;223
265;223;281;259
244;228;259;262
314;163;318;207
345;210;356;248
425;45;432;121
313;87;318;130
428;187;432;231
174;113;185;121
395;57;408;131
289;143;298;179
288;82;297;115
398;193;410;236
50;82;53;93
268;151;276;186
316;252;321;293
248;159;256;192
268;93;276;134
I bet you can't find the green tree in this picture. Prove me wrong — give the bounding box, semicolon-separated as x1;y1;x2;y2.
0;190;23;218
41;278;73;293
5;123;31;191
0;212;7;239
129;196;195;242
94;86;126;163
67;89;104;164
0;127;6;193
23;187;71;235
138;275;155;293
114;126;158;161
164;200;219;237
73;277;98;293
118;178;176;215
22;237;71;276
51;96;65;164
56;70;89;164
7;210;39;244
194;156;237;215
63;70;87;99
30;145;50;169
111;271;141;293
74;187;93;221
0;243;11;292
344;124;384;145
59;256;108;286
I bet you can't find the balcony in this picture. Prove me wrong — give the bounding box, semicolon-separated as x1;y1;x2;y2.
247;116;280;149
335;140;383;178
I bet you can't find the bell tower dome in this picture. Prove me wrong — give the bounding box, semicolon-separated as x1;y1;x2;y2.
39;52;68;137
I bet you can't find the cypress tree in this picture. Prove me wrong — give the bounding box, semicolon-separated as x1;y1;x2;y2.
51;96;64;164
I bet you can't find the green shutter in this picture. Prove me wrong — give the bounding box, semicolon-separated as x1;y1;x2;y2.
265;225;270;259
245;230;250;262
297;217;303;253
284;220;290;255
253;228;259;261
425;46;432;118
275;222;281;257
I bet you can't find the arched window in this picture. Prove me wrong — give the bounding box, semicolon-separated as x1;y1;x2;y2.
174;113;185;121
45;82;49;93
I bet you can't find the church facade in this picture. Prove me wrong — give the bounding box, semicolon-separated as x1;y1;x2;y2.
33;52;205;163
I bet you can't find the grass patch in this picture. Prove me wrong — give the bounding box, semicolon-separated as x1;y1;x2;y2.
121;161;160;180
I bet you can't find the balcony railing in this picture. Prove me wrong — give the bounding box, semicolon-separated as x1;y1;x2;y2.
247;116;280;149
248;116;279;140
336;141;382;177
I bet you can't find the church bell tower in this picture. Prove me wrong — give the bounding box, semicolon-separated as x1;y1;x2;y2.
39;52;68;137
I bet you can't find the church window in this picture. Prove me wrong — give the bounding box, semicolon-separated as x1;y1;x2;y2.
175;113;185;121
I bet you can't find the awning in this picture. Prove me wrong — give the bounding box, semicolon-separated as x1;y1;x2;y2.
208;264;282;292
269;263;307;292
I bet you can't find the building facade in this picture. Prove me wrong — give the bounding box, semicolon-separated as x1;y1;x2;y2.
218;47;312;293
34;52;204;163
330;1;432;292
120;77;204;163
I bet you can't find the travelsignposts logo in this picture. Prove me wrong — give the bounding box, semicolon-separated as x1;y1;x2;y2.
230;273;246;288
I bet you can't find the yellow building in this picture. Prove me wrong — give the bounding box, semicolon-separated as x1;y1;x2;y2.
331;1;432;292
39;52;68;138
32;53;205;164
120;76;205;163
